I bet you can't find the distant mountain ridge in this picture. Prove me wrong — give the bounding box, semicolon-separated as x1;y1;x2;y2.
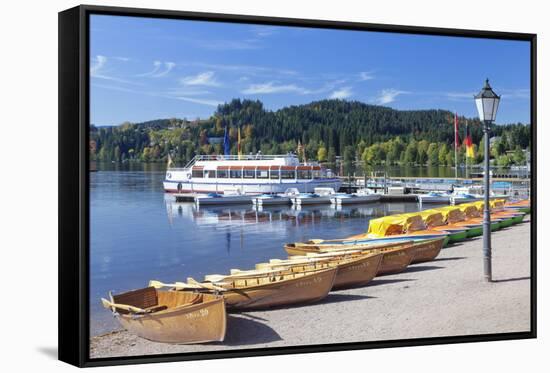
89;98;530;165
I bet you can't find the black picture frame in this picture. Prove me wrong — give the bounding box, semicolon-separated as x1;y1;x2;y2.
58;4;537;367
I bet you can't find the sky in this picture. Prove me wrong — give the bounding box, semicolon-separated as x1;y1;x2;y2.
90;15;531;126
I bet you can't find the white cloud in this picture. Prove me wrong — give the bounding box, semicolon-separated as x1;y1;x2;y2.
242;82;310;95
251;26;278;38
376;89;409;104
153;62;176;77
179;62;298;77
137;60;162;77
500;88;530;99
445;92;475;100
138;61;175;78
90;55;138;85
329;87;353;99
90;55;107;76
180;71;221;87
359;71;375;81
176;96;223;107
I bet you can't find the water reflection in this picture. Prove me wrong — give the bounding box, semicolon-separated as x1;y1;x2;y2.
164;196;423;228
90;170;428;336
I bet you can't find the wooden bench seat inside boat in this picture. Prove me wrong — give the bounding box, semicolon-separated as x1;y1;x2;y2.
112;286;204;314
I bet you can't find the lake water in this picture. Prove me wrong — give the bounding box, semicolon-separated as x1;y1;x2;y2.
89;168;443;336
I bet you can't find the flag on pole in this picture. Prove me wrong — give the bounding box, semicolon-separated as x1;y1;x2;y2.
223;125;230;156
454;112;460;147
297;140;306;162
237;126;242;160
464;120;475;158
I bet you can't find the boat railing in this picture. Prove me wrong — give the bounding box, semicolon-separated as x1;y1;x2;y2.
176;154;301;170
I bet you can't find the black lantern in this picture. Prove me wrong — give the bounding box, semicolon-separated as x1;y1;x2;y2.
475;79;500;122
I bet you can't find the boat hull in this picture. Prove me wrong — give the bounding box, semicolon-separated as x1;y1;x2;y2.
195;195;255;205
376;247;415;275
512;214;525;224
263;253;383;290
418;196;450;204
222;267;337;310
307;233;449;248
285;241;415;275
331;195;381;205
447;230;468;242
113;291;226;344
252;196;292;206
409;238;445;263
466;225;483;237
332;253;383;289
498;217;514;228
292;196;332;205
164;179;342;194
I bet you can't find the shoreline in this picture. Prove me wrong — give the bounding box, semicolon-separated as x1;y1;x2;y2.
91;217;531;359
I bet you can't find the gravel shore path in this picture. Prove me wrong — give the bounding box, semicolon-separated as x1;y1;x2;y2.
90;218;531;359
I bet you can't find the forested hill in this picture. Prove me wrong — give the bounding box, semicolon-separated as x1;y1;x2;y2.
90;99;530;166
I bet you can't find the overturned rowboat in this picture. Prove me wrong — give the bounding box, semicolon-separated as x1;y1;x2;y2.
101;287;226;344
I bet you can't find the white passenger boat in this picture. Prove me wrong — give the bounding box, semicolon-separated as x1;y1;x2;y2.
292;187;336;206
417;191;451;204
330;188;381;205
164;154;341;194
252;188;299;206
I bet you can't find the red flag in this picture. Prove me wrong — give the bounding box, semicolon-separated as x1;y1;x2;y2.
454;112;459;147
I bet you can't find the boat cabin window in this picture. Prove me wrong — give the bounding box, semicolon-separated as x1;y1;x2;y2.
230;169;242;179
281;170;296;179
312;170;322;179
243;170;255;179
297;170;312;179
192;169;203;178
270;170;280;179
256;169;269;179
217;169;229;178
203;170;211;178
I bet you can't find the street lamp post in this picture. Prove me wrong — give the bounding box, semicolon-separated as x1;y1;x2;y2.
474;79;500;282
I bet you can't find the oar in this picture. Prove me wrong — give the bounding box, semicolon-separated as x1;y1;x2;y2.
101;298;147;314
204;267;285;282
148;280;208;290
187;277;227;292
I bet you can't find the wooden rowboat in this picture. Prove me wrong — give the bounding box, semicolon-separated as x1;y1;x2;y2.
101;287;226;344
196;267;338;310
255;252;383;290
284;240;416;275
408;238;445;263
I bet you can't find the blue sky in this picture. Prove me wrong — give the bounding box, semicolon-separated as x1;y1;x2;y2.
90;15;531;126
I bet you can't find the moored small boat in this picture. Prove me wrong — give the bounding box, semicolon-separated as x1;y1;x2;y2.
504;199;530;214
330;189;382;205
255;251;383;289
292;187;336;205
194;190;257;205
417;191;451;204
284;240;419;275
252;188;298;206
101;287;227;344
408;237;446;263
419;208;468;242
197;266;338;310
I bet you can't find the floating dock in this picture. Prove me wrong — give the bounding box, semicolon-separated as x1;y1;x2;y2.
173;192;420;205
